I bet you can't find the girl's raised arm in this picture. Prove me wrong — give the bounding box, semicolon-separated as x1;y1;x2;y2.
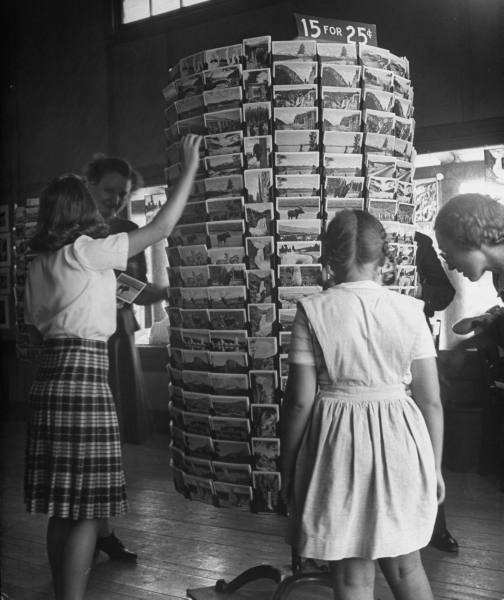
127;134;202;257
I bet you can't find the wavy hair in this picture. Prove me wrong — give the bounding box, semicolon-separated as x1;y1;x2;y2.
323;209;387;283
434;193;504;249
29;174;109;252
83;154;143;191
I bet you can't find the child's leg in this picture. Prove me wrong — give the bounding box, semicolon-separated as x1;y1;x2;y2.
328;557;375;600
378;551;433;600
60;518;100;600
47;516;73;599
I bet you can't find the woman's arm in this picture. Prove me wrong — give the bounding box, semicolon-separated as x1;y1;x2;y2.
410;356;445;503
280;362;317;503
127;134;201;258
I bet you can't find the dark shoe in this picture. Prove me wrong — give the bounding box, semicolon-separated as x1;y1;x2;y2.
429;529;459;553
96;531;138;562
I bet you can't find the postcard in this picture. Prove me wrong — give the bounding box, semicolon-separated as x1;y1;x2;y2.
320;64;360;87
210;416;250;442
364;110;395;136
245;269;275;303
204;174;244;197
274;129;319;152
278;308;297;331
243;102;272;136
211;395;250;418
206;219;245;249
367;176;397;199
204;130;243;156
242;68;271;102
251;404;279;438
279;353;290;377
176;73;205;98
393;74;412;99
210;330;248;352
169;327;184;350
179;200;207;225
184;474;215;505
177;115;206;136
183;432;214;458
323;130;363;154
276;196;320;220
396;264;417;287
208;263;246;286
167;266;187;288
277;240;321;265
364;132;395;155
273;61;317;85
367;199;397;221
365;154;396;177
277;286;322;309
207;246;246;265
323;153;363;177
396;160;414;182
275;174;320;197
272;39;317;61
278;264;322;287
251;438;280;472
245;203;274;237
275;152;318;176
393;95;413;119
395;116;415;142
180;309;211;330
204;43;242;70
244;136;272;169
167;307;183;328
177;265;209;287
322;108;361;132
184;456;214;479
164;162;182;187
170;423;185;450
174;94;205;118
209;350;248;373
247;336;277;370
243;35;271;70
203;86;242;113
203;65;242;90
208;308;247;330
249;370;278;404
273;84;317;108
210;372;249;397
248;303;276;337
214;482;253;510
397;202;415;224
204;152;243;177
205;196;244;222
169;402;184;428
279;331;292;354
213;461;252;485
189;177;207;201
245;236;274;270
181;287;208;309
325;197;365;221
392;243;416;266
168;286;183;309
363;89;394;112
362;67;393;92
274;107;318;131
204;107;243;135
321;86;361;110
276;219;321;242
183;411;211;436
317;41;358;64
170;444;185;471
389;52;409;78
181;349;211;372
182;329;211;351
207;285;247;309
116;273;146;304
172;244;208;267
244;169;273;203
396;181;414;203
169;222;207;247
213;439;251;462
171;465;188;495
394;139;414;160
162;81;178;104
325;175;365;198
358;45;390;69
252;471;282;513
383;221;416;245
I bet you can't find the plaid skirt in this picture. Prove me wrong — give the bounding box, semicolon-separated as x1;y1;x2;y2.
24;338;128;520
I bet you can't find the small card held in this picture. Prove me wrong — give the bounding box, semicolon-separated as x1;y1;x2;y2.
116;273;147;304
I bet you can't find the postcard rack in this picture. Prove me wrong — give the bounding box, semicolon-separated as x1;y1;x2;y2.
162;35;426;595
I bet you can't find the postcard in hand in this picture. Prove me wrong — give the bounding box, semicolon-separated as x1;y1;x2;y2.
116;273;147;304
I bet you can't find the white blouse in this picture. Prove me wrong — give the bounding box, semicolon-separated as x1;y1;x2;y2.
24;233;129;341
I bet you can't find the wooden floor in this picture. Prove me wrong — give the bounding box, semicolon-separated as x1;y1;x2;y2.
1;421;504;600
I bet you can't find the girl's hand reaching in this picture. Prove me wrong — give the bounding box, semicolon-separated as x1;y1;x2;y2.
180;134;202;174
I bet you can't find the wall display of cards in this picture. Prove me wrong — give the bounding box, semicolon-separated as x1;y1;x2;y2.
162;31;419;534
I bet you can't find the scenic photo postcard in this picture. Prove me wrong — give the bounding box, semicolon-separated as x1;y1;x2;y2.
204;152;243;177
243;102;272;136
274;107;318;130
325;175;365;198
322;108;361;132
174;93;205;118
323;130;363;154
181;287;209;310
245;269;275;303
394;95;413;119
203;86;243;112
244;168;273;203
210;416;250;442
208;350;248;373
245;236;274;270
183;474;215;505
204;174;244;197
276;219;321;242
317;42;358;64
176;265;210;287
207;246;246;266
364;132;395;155
271;39;317;61
275;196;321;220
212;439;251;463
393;74;412;99
363;88;394;113
204;44;242;70
320;64;360;87
321;86;361;110
274;129;319;152
204;130;243;156
178;51;205;77
249;370;278;404
272;61;318;85
178;200;207;225
277;264;322;287
397;201;415;224
247;336;277;370
183;390;212;414
206;196;244;221
251;404;279;438
169;222;207;247
251;438;280;472
275;174;320;197
362;66;393;92
279;331;292;353
244;202;274;237
275;152;319;175
244;135;272;169
208;308;247;331
183;432;214;459
252;471;282;514
325;197;365;221
203;65;242;90
204;107;243;135
206;219;245;249
277;286;322;309
365;154;397;177
358;45;390;70
389;52;409;78
213;482;253;511
207;285;247;309
367;199;398;221
211;395;250;418
323;153;363;177
278;308;296;331
116;273;146;304
184;456;214;480
277;240;321;265
176;73;205;98
183;411;211;437
242;68;271;102
213;461;252;485
210;372;250;397
168;244;207;267
273;84;317;108
209;330;248;353
180;308;211;330
182;329;211;351
243;35;271;70
248;303;276;337
364;109;395;136
367;175;398;198
208;263;246;286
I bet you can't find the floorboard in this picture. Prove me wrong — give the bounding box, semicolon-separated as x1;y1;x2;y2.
2;421;503;600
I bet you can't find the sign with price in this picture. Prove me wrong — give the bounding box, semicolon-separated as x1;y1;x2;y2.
294;13;377;46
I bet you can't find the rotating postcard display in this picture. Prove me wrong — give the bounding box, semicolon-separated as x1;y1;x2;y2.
162;35;418;513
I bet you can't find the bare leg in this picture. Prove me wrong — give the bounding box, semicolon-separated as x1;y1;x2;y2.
378;551;433;600
47;517;73;600
60;518;100;600
328;557;375;600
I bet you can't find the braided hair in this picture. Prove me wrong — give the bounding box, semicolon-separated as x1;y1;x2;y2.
322;210;387;284
434;193;504;249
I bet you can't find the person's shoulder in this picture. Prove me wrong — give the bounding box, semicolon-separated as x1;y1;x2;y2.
384;287;425;313
108;218;138;234
414;230;434;248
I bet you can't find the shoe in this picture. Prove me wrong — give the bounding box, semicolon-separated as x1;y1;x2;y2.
96;531;138;562
429;529;459;553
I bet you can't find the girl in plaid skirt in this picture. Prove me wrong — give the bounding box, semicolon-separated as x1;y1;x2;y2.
24;134;201;600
